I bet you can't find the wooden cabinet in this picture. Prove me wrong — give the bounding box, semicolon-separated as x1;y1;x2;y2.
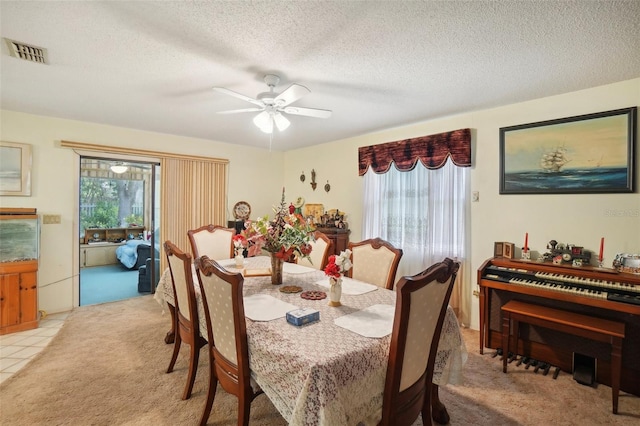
80;243;121;268
316;228;350;257
83;226;145;244
0;208;39;335
0;260;38;335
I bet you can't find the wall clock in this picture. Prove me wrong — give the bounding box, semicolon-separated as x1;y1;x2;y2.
233;201;251;220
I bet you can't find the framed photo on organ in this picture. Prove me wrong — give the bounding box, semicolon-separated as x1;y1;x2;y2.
503;242;515;259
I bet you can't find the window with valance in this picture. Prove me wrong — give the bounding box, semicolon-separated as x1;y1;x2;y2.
360;128;471;323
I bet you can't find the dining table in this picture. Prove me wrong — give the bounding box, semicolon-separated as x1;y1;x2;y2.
154;255;467;426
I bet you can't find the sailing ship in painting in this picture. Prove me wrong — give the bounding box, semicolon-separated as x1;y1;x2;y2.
540;146;570;173
504;144;629;193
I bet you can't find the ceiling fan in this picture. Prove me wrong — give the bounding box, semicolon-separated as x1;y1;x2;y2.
213;74;332;134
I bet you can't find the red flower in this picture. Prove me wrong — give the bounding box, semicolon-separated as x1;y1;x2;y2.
300;243;312;256
232;234;247;246
275;246;295;260
324;261;341;278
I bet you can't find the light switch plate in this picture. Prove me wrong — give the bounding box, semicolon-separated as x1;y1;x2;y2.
42;214;61;224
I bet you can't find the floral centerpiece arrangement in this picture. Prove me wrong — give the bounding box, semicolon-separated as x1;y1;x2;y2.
324;249;352;306
243;188;315;283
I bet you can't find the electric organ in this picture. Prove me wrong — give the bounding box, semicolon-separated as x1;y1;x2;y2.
478;257;640;397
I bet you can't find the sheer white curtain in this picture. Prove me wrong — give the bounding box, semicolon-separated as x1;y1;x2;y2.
363;160;468;316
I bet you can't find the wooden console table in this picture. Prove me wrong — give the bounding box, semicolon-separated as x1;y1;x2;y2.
315;228;350;257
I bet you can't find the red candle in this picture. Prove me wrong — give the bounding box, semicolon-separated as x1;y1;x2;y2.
524;233;528;253
599;237;604;262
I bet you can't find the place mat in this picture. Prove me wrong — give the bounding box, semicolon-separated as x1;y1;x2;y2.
279;285;302;294
283;262;317;274
334;304;395;338
243;268;272;277
315;276;378;295
300;290;326;300
243;294;299;321
214;258;240;267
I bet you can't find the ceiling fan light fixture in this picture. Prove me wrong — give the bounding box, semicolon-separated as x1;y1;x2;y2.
273;112;290;132
253;111;273;133
110;162;128;174
216;74;332;136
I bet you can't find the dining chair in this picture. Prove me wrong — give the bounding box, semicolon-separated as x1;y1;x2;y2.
296;230;333;270
194;255;264;426
164;240;206;400
347;237;403;289
187;224;236;260
377;257;459;426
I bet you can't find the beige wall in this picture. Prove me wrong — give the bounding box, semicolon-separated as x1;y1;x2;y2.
2;78;639;327
284;78;640;329
0;111;284;314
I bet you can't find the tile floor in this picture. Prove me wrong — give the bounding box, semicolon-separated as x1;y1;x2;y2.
0;311;69;384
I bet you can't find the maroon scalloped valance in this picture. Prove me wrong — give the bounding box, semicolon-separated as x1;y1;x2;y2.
358;128;471;176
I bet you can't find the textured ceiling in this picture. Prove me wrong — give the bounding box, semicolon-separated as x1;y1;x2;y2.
1;1;639;151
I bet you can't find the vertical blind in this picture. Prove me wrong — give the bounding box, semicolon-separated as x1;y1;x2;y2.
160;157;228;264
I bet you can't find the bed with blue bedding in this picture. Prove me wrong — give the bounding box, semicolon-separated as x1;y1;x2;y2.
115;240;151;269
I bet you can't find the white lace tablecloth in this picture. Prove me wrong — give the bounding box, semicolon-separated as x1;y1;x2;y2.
154;256;467;426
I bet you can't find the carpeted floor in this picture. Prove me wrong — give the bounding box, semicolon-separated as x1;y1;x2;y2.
1;296;639;425
80;264;143;306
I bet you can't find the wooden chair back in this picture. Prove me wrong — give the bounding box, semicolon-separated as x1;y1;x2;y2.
296;230;333;270
379;257;459;426
195;255;262;426
187;224;235;260
347;237;403;289
163;240;204;400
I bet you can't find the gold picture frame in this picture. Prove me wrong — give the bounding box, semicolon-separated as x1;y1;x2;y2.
303;203;324;224
0;141;32;196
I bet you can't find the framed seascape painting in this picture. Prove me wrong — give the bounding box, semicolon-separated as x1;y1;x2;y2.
499;107;637;194
0;141;32;196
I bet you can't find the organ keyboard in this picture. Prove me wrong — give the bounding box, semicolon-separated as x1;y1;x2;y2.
478;257;640;397
484;264;640;305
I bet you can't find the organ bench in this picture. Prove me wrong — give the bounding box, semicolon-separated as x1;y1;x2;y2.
501;300;625;414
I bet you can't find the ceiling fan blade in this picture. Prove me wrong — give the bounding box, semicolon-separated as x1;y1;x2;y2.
217;107;264;114
273;113;291;132
274;83;310;107
213;87;264;107
283;106;332;119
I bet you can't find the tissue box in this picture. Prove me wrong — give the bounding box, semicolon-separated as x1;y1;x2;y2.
286;308;320;326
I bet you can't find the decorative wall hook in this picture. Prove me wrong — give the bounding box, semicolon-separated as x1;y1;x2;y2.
300;171;306;182
310;169;317;190
324;180;331;193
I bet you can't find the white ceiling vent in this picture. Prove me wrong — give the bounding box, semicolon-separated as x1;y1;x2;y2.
3;38;48;64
